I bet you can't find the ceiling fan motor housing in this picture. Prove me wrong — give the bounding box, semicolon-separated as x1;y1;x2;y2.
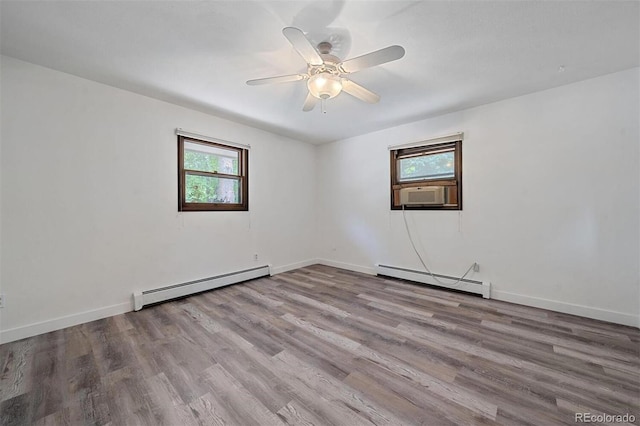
317;41;333;54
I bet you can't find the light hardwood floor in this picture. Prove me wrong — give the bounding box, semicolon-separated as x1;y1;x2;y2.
1;265;639;425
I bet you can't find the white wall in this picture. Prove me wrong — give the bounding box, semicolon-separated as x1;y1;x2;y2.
316;68;640;326
1;57;638;343
0;56;317;342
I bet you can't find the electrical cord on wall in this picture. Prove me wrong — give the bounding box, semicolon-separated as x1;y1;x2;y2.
401;204;476;288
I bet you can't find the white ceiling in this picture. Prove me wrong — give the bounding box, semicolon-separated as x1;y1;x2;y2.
1;1;638;144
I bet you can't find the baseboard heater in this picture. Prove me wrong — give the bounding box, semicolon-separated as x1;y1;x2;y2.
376;264;491;298
133;265;271;311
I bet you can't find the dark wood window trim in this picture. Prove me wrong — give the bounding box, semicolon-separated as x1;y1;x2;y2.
178;135;249;212
390;140;462;210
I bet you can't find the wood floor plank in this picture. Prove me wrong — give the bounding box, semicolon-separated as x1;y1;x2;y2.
454;366;574;425
1;264;638;425
0;393;31;426
398;322;640;407
552;344;640;376
203;364;286;426
29;331;67;420
212;345;293;414
145;372;200;426
276;400;328;426
350;356;494;425
343;370;459;426
273;350;403;426
0;337;36;403
481;319;639;362
188;391;234;426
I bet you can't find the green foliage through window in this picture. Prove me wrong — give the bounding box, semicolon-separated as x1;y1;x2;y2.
184;149;238;174
185;174;239;204
178;136;248;211
399;151;454;181
183;144;240;204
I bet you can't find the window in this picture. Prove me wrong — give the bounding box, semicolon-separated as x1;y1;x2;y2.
390;140;462;210
178;136;248;211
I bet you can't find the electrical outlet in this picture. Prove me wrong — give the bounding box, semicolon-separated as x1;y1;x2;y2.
253;254;258;261
0;294;4;308
473;263;480;272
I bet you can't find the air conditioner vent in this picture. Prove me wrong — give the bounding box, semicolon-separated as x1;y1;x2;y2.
400;186;445;205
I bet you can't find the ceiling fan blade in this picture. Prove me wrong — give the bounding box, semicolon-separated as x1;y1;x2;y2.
283;27;323;66
342;79;380;103
302;92;318;111
340;45;405;73
246;74;306;86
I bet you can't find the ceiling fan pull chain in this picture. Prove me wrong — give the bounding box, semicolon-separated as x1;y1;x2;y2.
321;98;327;114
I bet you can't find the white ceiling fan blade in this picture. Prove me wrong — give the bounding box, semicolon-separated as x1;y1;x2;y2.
283;27;323;66
302;92;318;111
342;79;380;103
246;74;306;86
340;45;405;73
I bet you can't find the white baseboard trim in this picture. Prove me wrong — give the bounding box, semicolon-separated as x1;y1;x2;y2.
309;260;638;328
316;258;377;276
270;259;319;275
3;261;636;344
491;290;639;328
0;259;315;344
0;302;133;344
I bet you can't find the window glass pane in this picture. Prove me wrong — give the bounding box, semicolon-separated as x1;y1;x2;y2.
185;174;240;204
184;141;239;175
399;151;454;181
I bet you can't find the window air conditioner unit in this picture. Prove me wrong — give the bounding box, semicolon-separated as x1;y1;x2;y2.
400;186;445;205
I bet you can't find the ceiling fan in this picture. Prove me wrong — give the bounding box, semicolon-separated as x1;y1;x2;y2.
246;27;405;112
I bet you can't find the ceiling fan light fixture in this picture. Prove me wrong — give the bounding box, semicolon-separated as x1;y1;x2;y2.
307;72;342;99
